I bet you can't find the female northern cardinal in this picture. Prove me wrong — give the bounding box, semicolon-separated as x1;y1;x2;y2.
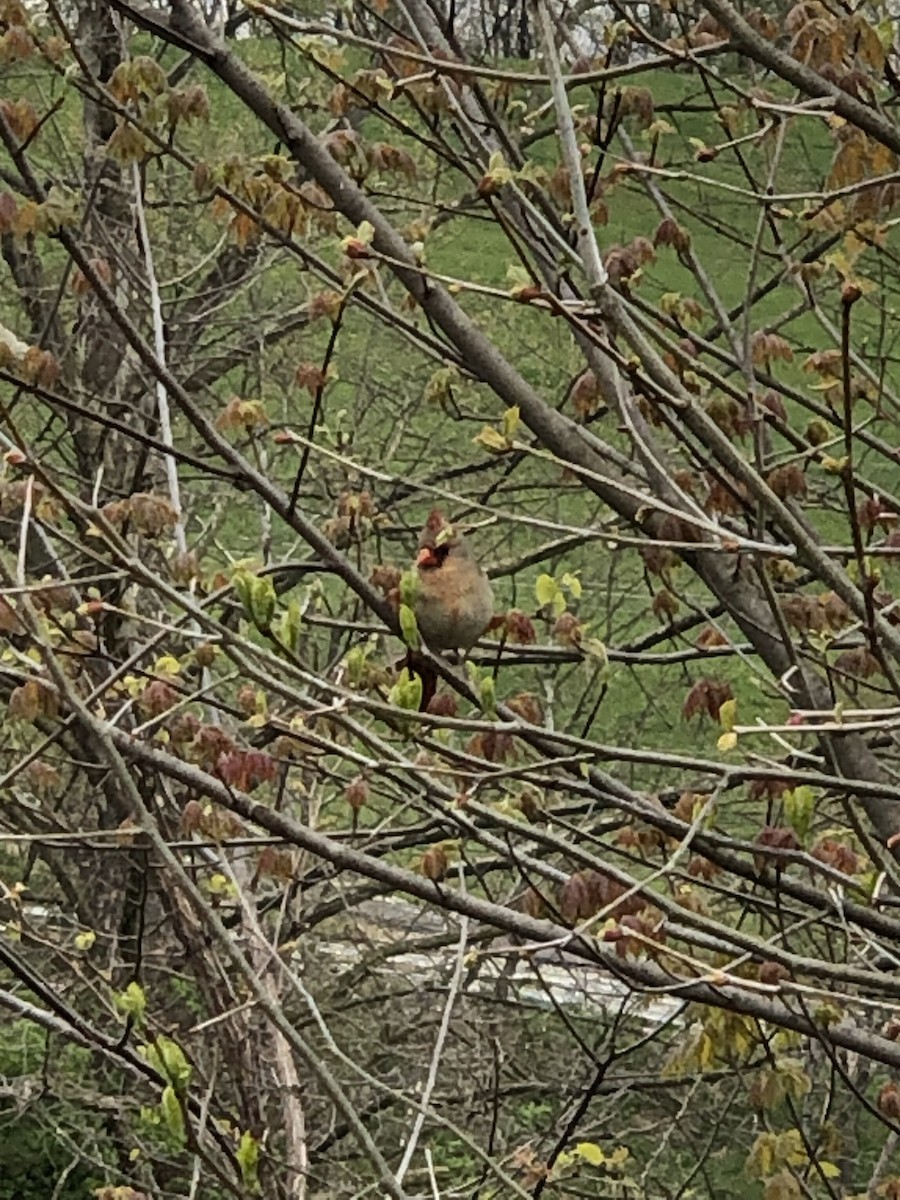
410;510;494;707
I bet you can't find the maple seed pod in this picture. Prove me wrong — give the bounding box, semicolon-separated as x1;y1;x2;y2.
344;239;370;259
841;280;862;306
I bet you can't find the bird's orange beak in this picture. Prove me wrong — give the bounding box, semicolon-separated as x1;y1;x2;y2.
416;546;438;568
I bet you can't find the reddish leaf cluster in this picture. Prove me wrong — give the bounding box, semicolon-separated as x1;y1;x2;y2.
567;369;604;419
370;562;402;607
500;609;537;645
466;730;514;762
192;723;237;768
215;396;268;434
687;854;720;881
254;845;295;884
704;395;754;439
653;217;691;255
180;798;245;841
754;826;801;872
552;612;583;647
705;474;748;518
603;236;655;287
138;680;180;718
652;589;679;620
294;361;330;396
812;836;860;875
748;777;792;802
766;463;807;501
8;678;59;721
215;749;278;792
320;127;369;183
640;540;679;577
368;141;417;179
758;390;788;423
757;960;789;986
880;1081;900;1121
558;868;645;924
617;86;655;126
101;492;179;538
602;910;666;959
23;759;62;799
616;820;669;857
857;494;898;533
425;692;458;717
344;775;369;812
506;692;543;724
696;626;729;650
682;677;733;723
834;646;882;680
421;844;448;881
779;590;851;635
750;331;794;368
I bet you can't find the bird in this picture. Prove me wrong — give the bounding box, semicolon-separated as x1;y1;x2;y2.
409;509;494;708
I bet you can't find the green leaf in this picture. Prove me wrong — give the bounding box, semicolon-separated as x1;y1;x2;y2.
115;981;147;1023
399;603;421;650
388;668;423;711
276;596;302;652
784;785;815;844
248;575;276;630
236;1129;261;1192
399;568;419;608
141;1036;192;1092
159;1084;185;1144
479;673;496;717
232;567;254;614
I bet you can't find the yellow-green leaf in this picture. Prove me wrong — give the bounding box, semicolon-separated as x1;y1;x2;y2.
501;405;520;440
474;425;511;453
535;573;559;607
115;981;147;1022
575;1141;605;1167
